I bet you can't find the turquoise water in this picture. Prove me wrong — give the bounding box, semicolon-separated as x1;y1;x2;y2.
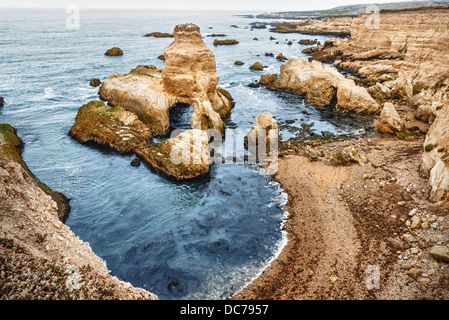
0;9;368;299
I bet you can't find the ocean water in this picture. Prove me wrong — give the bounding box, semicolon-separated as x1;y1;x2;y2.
0;9;368;299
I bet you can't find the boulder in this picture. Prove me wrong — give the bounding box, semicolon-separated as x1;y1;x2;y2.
430;246;449;263
276;53;288;61
375;102;404;134
105;47;123;56
89;79;101;87
332;145;368;165
246;112;279;148
298;39;317;45
234;61;244;65
0;97;3;106
249;62;264;71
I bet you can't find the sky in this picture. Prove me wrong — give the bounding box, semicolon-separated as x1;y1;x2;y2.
0;0;424;11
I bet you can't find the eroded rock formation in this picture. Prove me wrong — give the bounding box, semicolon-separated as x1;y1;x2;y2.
72;24;231;181
260;57;380;114
99;24;233;136
299;8;449;201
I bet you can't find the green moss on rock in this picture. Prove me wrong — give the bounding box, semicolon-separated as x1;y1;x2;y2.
69;101;153;154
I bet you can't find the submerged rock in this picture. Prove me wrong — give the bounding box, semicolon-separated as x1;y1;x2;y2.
144;32;173;38
0;97;4;106
0;123;71;222
234;61;244;66
105;47;123;56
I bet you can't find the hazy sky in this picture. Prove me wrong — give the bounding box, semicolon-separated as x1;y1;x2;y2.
0;0;418;11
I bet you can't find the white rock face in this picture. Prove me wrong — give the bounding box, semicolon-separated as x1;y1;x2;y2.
99;24;233;136
378;102;405;132
267;57;380;114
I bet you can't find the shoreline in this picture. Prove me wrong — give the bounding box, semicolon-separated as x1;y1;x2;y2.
235;135;449;300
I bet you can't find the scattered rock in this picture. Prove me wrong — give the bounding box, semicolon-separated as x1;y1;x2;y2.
158;54;165;61
144;32;173;38
406;267;423;280
130;158;141;167
89;79;101;87
105;47;123;56
213;39;239;45
430;246;449;263
298;39;317;45
276;53;288;61
410;216;422;229
234;61;244;66
331;146;368;166
287;41;293;45
0;97;3;106
249;62;264;71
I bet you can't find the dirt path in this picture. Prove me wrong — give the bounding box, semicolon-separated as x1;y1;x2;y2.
235;136;449;300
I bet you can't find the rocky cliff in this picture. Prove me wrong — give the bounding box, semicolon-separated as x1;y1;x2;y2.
0;126;157;299
299;7;449;202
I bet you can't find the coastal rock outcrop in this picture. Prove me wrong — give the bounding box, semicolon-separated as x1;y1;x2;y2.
0;124;71;222
273;16;352;36
305;8;449;201
135;129;211;181
68;101;153;154
421;103;449;201
260;57;380;114
99;24;233;136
